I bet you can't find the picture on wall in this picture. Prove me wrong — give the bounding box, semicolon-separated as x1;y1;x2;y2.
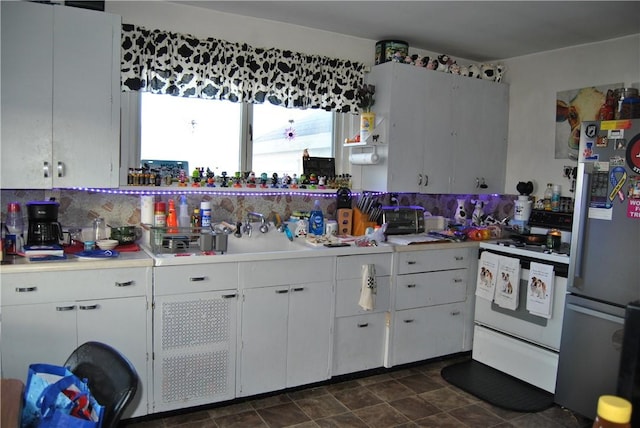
555;83;622;160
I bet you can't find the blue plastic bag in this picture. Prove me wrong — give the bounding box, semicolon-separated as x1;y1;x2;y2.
21;363;104;428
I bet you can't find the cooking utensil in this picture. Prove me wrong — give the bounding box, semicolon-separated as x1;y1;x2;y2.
511;232;547;244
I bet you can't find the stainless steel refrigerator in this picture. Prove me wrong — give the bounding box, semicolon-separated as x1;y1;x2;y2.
555;119;640;419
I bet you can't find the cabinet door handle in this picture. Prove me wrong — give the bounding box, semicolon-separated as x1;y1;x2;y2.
222;293;237;299
115;280;134;287
57;161;64;178
453;278;463;283
43;162;50;178
406;261;417;265
417;174;423;186
403;319;415;323
79;304;99;310
357;322;369;328
423;174;429;187
56;305;75;311
450;310;461;316
16;286;37;293
275;289;289;294
406;284;417;288
189;276;207;282
291;287;304;292
454;256;464;261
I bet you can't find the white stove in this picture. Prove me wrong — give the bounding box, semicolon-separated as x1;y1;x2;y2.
474;211;572;393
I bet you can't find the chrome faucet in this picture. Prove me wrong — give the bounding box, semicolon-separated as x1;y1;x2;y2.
246;212;269;236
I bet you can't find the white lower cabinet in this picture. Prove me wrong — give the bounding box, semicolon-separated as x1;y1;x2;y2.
389;248;474;366
392;302;466;365
0;267;151;418
238;258;333;397
333;253;392;375
152;263;238;412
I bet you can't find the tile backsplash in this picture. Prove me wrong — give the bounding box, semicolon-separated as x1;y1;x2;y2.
1;189;516;230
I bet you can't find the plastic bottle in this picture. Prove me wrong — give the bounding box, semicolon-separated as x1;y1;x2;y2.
200;201;212;228
5;202;24;253
192;208;201;233
166;199;178;232
592;395;632;428
551;184;561;212
308;200;324;236
543;183;553;211
178;196;190;228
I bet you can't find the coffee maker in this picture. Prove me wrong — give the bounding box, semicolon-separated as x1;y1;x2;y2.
26;201;63;245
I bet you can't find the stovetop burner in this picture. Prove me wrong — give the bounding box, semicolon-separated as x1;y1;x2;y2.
496;240;570;256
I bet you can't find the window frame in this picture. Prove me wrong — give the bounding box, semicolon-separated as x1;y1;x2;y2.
119;92;355;187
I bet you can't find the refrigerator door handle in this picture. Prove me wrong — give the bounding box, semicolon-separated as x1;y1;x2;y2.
572;165;591;281
566;303;624;325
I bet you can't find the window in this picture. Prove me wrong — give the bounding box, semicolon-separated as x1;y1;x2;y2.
140;92;334;177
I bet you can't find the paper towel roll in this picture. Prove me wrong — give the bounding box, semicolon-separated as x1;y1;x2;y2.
349;152;380;165
141;195;154;225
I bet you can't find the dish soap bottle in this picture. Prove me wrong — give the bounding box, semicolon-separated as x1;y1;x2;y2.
178;195;190;228
309;200;324;236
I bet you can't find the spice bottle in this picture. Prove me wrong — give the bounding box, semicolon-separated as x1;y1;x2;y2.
154;202;167;227
543;183;553;211
551;184;561;212
592;395;632;428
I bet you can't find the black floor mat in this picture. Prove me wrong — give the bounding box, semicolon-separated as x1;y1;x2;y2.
441;360;554;412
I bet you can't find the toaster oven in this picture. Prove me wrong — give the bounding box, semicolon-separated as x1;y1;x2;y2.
382;206;425;235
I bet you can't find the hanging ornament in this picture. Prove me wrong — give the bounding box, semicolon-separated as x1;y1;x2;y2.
284;119;296;141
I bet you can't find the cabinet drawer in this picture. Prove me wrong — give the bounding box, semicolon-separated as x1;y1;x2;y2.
395;269;467;310
336;276;390;317
396;247;471;275
154;263;238;295
333;313;387;376
1;267;150;305
392;302;465;365
336;253;392;279
241;257;333;288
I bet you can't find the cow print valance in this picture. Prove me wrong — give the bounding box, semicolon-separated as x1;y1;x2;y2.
120;23;366;113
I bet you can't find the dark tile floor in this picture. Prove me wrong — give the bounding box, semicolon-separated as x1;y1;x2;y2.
124;355;593;428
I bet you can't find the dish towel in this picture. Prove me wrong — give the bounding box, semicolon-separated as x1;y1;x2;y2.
359;264;376;311
526;262;555;319
494;255;521;310
476;251;499;301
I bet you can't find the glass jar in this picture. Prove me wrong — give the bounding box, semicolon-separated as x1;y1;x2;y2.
546;229;562;250
93;218;107;241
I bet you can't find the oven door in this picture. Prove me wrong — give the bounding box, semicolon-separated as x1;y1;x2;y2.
474;249;569;351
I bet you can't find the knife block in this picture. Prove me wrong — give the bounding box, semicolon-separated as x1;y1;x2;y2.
336;208;353;235
352;207;377;236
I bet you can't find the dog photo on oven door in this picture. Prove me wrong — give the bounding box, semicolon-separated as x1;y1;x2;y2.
529;276;547;299
500;272;513;294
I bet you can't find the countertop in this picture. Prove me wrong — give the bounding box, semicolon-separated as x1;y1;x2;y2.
0;250;153;273
0;235;484;271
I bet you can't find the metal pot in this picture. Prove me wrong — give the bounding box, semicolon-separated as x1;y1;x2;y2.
110;226;140;244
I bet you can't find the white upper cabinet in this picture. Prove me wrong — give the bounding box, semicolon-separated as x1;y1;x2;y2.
361;62;508;194
1;1;121;189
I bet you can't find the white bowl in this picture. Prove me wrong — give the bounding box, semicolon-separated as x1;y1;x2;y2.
96;239;119;250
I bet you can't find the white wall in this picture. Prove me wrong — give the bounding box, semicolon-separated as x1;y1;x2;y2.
106;2;640;198
502;35;639;198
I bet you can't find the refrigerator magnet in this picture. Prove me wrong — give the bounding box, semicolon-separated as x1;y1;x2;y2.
625;134;640;174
